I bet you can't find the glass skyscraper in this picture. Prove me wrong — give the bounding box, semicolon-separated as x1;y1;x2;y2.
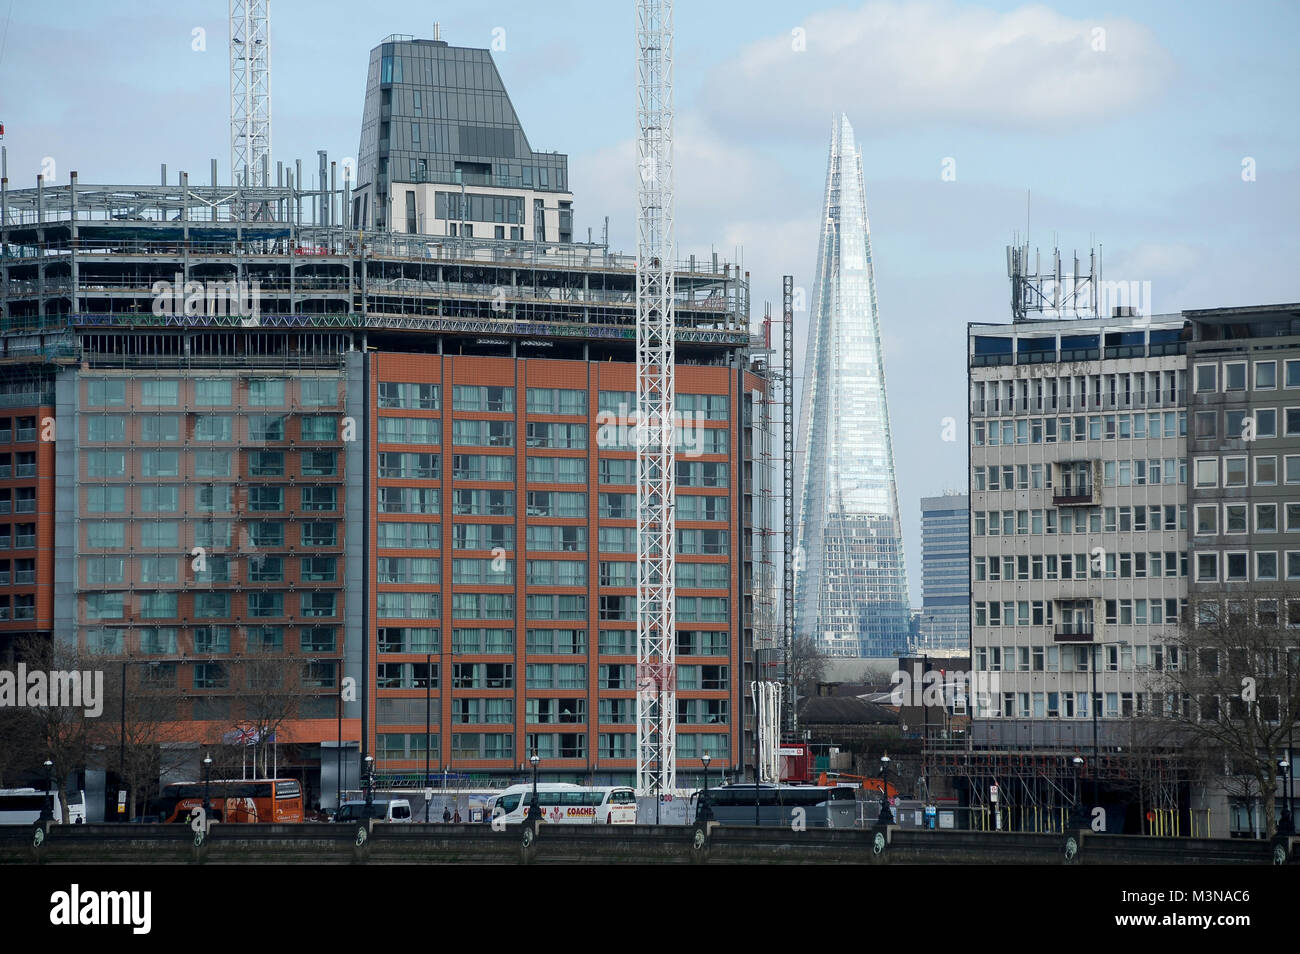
794;114;910;658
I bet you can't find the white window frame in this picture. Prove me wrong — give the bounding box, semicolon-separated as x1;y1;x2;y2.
1194;363;1218;393
1223;456;1248;488
1255;360;1277;390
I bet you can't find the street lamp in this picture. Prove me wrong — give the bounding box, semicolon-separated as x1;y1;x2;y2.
363;754;375;819
1279;759;1294;836
877;755;893;826
40;760;53;823
528;753;541;826
697;753;713;824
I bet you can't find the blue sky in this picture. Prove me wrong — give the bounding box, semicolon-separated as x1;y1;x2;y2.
2;0;1297;600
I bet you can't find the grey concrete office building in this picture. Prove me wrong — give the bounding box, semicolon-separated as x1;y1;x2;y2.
917;492;970;652
1184;303;1300;619
967;311;1190;749
353;32;574;242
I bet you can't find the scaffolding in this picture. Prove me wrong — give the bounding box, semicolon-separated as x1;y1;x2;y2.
927;738;1207;834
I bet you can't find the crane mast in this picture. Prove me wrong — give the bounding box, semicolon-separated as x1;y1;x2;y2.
635;0;677;798
230;0;272;189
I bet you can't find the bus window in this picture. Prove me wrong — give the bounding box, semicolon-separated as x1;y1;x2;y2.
499;794;521;813
610;789;636;805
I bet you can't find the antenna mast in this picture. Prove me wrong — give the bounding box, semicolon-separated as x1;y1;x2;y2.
635;0;677;798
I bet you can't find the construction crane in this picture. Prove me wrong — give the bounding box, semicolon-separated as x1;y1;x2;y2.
635;0;676;800
229;0;272;190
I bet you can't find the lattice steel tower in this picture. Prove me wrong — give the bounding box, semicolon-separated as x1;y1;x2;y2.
635;0;677;797
229;0;272;188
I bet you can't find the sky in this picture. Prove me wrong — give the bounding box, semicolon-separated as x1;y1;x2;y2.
2;0;1297;601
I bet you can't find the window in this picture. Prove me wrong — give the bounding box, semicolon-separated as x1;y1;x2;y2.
141;380;180;406
87;415;126;442
1225;504;1248;534
599;526;635;553
247;378;286;406
1194;458;1217;488
1256;552;1279;582
1287;408;1300;437
526;422;586;449
379;382;440;410
193;415;233;443
300;626;336;652
1195;505;1217;536
379;487;439;514
451;419;511;447
599;458;635;485
526;525;586;552
246;414;285;442
527;388;586;414
598;493;635;519
1194;411;1217;439
1256;361;1277;389
527;491;585;518
87;379;126;406
301;379;338;406
1196;552;1218;582
1223;457;1247;487
527;456;585;483
453;489;513;516
1224;362;1247;391
300;415;337;442
1194;365;1217;393
1225;552;1248;582
452;523;513;551
301;486;337;512
192;595;231;623
378;452;440;479
454;385;514;412
1252;503;1278;535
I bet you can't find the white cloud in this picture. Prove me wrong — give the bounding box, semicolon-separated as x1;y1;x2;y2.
701;1;1174;136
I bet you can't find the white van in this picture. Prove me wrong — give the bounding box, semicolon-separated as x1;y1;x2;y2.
0;787;86;825
334;798;412;823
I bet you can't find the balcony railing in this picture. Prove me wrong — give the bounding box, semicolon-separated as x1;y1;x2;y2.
1053;623;1095;643
1052;485;1094;505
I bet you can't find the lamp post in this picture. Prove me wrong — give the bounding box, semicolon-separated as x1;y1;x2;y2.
424;651;432;822
363;754;375;819
1091;642;1100;815
40;759;53;823
877;755;893;826
528;753;541;825
202;755;213;816
697;753;713;824
1279;759;1294;836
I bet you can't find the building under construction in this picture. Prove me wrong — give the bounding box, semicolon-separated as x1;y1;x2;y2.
0;25;782;817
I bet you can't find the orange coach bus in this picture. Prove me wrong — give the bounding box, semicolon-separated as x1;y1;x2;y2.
161;778;304;824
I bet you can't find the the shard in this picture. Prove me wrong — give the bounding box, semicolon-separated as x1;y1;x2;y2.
794;114;910;658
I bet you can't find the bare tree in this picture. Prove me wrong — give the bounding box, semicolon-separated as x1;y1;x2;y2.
100;662;191;820
790;636;829;700
206;654;302;779
11;636;109;822
1152;598;1300;838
